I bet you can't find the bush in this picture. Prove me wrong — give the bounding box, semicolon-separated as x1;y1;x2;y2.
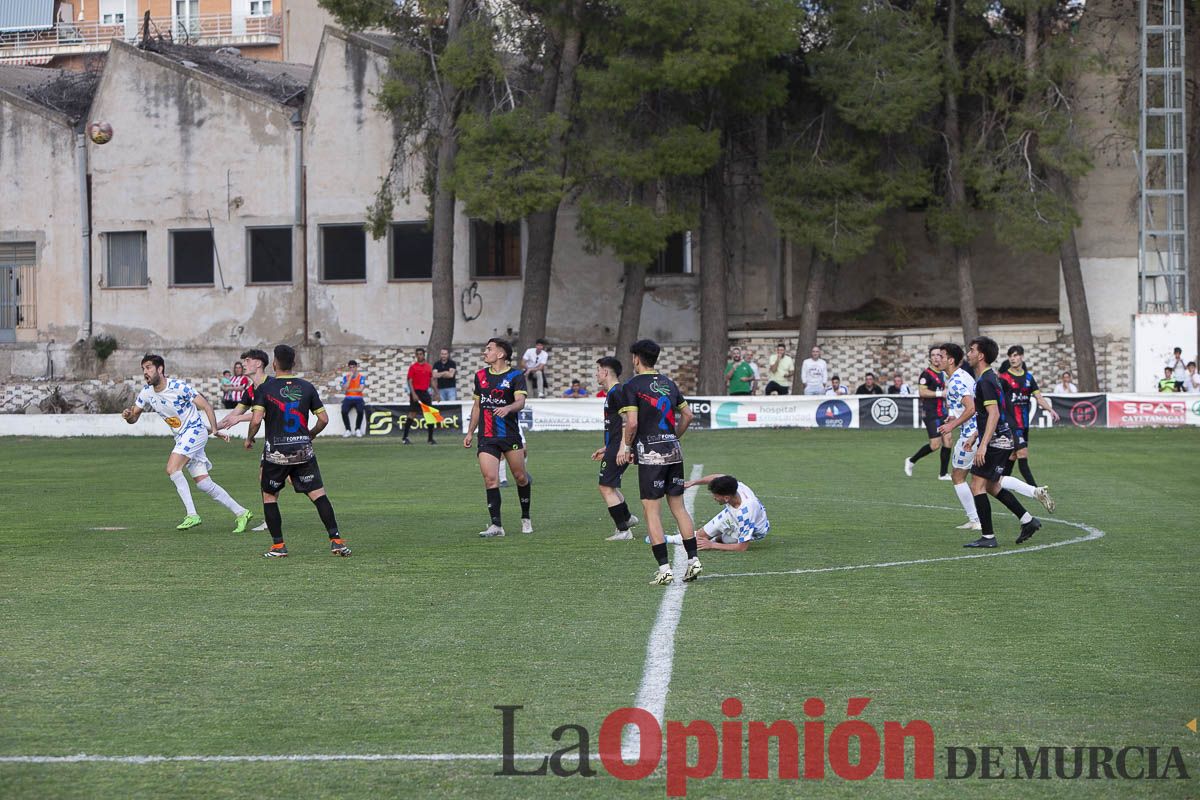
92;335;118;362
91;385;134;414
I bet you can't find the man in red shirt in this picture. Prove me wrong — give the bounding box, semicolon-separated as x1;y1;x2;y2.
403;347;437;445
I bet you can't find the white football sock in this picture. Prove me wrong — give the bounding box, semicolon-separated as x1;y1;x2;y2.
498;461;508;482
953;482;978;522
1020;512;1033;524
1000;476;1037;498
195;477;247;516
169;471;197;516
665;533;683;544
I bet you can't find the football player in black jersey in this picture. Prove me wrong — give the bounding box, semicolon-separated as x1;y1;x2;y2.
906;345;952;479
616;339;701;585
590;356;639;541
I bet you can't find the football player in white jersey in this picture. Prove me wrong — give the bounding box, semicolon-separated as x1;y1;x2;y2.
938;343;1054;531
121;354;254;533
653;474;770;552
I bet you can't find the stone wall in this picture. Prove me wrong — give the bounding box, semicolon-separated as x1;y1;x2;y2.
1;325;1133;413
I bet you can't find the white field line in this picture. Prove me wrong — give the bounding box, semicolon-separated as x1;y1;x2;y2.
702;503;1105;581
620;463;703;762
0;753;553;765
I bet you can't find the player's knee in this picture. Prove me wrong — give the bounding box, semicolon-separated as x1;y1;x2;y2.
194;476;212;489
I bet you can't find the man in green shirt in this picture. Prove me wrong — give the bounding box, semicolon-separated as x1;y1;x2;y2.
725;347;755;395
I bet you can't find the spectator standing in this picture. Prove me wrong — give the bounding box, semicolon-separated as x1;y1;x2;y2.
521;339;550;398
228;362;252;408
854;373;884;395
1054;371;1079;393
800;346;829;395
219;370;235;409
402;348;437;444
764;344;794;395
1168;347;1187;377
1185;362;1200;393
825;376;848;395
563;379;590;398
743;349;761;394
888;373;913;395
725;347;754;396
340;359;367;438
432;348;459;401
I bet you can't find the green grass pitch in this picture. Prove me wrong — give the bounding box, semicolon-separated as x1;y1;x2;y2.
1;427;1197;798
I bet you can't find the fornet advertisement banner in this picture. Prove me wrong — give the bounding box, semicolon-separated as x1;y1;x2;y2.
364;403;466;436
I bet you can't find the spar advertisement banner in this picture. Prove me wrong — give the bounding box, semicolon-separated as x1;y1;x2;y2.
1105;394;1191;428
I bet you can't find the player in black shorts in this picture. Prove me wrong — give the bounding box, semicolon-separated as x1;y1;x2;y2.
963;336;1041;549
906;345;952;479
998;345;1059;485
616;339;701;585
245;344;351;558
590;356;639;541
463;338;532;538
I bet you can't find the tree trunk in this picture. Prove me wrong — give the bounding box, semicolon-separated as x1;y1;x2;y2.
614;260;648;365
697;167;728;395
943;0;979;342
791;248;828;392
516;1;584;349
1053;173;1099;391
426;0;466;353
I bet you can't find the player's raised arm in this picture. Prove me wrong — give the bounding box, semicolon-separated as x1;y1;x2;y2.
938;395;975;435
683;473;725;488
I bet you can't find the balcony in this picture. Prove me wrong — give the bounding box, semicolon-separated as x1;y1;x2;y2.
0;14;282;63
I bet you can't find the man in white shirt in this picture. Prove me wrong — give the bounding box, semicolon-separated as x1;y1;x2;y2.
887;373;913;395
121;354;254;533
1167;347;1187;378
1184;362;1200;393
764;343;794;395
657;474;769;552
521;338;550;398
825;375;848;395
800;346;829;395
1054;371;1078;393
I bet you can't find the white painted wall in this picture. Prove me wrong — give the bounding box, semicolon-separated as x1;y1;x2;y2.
87;41;304;351
0;94;83;343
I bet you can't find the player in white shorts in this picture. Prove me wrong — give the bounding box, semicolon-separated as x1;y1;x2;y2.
121;354;254;533
939;343;1054;528
653;474;770;552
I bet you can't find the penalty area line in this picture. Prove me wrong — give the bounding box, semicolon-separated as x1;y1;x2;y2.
621;463;703;761
702;511;1105;581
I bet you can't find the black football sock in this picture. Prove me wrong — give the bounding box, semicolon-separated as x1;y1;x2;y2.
401;418;413;440
651;542;669;567
683;536;698;559
1002;457;1015;477
910;444;933;462
994;488;1029;520
312;495;340;537
972;494;994;538
1017;457;1036;485
517;480;532;519
607;502;631;531
939;447;951;475
486;487;502;526
264;501;284;544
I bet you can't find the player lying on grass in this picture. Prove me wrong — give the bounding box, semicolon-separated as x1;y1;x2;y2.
652;474;769;552
121;354;254;533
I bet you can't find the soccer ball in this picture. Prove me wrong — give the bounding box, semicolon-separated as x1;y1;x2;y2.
87;121;113;145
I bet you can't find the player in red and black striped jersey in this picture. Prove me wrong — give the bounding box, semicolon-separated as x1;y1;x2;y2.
905;345;952;479
590;356;639;541
464;338;532;538
962;336;1041;549
998;344;1060;486
616;339;701;586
